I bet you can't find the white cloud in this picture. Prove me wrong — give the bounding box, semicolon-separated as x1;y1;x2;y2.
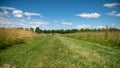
3;10;9;14
107;11;120;17
0;17;27;28
54;20;59;23
116;13;120;16
41;26;49;30
76;13;101;18
0;6;47;28
0;17;48;28
0;6;16;10
62;22;72;25
12;10;23;18
97;26;105;29
0;17;12;24
0;10;9;16
107;11;117;15
75;24;90;29
24;12;41;16
56;25;60;26
27;16;31;20
111;11;117;14
103;3;119;8
0;6;43;18
30;21;48;26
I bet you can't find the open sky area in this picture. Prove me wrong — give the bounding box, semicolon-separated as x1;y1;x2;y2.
0;0;120;30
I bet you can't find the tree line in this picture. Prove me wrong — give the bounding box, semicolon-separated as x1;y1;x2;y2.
28;27;120;34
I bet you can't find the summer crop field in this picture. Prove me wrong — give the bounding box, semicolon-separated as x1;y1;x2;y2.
0;32;120;68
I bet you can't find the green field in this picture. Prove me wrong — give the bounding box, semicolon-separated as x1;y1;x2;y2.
0;34;120;68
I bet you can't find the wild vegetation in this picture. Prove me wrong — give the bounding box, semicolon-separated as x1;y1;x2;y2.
0;34;120;68
0;27;34;49
33;27;120;47
0;27;120;68
64;31;120;47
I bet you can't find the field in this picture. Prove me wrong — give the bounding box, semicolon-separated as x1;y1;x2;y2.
0;29;120;68
64;31;120;47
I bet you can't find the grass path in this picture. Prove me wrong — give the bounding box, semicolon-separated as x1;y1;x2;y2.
0;34;120;68
58;35;120;68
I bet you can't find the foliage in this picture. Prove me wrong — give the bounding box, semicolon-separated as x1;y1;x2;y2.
37;27;120;34
35;27;42;33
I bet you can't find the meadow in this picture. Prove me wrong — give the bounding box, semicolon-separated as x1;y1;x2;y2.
0;28;120;68
64;31;120;47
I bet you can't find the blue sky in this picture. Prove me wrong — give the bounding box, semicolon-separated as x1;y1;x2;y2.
0;0;120;30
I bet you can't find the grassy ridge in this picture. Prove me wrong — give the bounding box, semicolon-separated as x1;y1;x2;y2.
64;31;120;47
0;34;120;68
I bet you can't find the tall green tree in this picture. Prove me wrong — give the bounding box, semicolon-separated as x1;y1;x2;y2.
35;27;42;33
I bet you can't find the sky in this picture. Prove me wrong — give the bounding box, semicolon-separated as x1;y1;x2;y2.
0;0;120;30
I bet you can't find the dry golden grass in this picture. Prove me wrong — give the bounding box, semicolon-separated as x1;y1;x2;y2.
0;27;35;49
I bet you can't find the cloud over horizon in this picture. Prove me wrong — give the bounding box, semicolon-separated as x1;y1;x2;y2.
0;6;43;18
103;3;119;8
97;26;106;29
75;24;91;29
0;6;16;10
76;13;101;18
107;11;120;17
0;6;48;28
62;22;72;25
24;12;41;16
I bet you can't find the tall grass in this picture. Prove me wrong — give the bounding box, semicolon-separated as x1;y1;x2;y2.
64;31;120;47
0;27;34;49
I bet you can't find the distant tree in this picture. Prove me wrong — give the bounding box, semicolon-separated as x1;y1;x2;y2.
109;27;119;31
71;29;79;33
30;27;34;32
47;30;51;33
52;30;55;33
25;28;29;31
17;27;24;30
35;27;42;33
60;29;64;34
56;30;60;33
65;29;71;33
80;28;84;32
43;30;47;33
